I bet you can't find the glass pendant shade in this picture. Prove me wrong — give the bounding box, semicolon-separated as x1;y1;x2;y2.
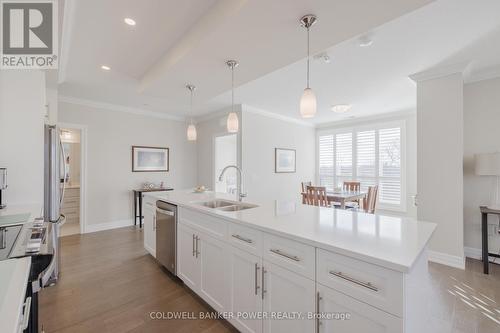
187;123;197;141
300;87;317;118
227;112;239;133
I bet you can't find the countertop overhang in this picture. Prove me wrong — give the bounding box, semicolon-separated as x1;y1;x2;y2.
145;190;436;273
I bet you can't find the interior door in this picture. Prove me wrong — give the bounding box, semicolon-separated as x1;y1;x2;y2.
317;284;402;333
177;223;200;291
262;261;315;333
228;245;263;333
198;231;229;312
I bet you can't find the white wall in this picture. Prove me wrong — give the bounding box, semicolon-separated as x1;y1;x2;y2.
316;111;418;218
416;72;464;267
196;106;242;189
241;107;316;201
0;71;46;206
463;77;500;257
58;102;197;228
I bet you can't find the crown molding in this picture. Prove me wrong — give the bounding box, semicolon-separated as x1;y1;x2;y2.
59;96;185;121
242;105;315;128
409;61;471;83
316;109;415;130
193;105;241;123
465;65;500;84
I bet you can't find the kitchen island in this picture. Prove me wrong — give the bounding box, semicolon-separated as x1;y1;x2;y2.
144;190;436;333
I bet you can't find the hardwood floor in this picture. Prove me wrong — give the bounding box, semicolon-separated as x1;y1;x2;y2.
39;226;237;333
39;227;500;333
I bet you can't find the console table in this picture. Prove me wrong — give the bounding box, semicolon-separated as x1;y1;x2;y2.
133;188;173;228
480;206;500;274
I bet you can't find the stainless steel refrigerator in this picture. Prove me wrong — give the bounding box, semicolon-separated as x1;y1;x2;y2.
44;124;66;285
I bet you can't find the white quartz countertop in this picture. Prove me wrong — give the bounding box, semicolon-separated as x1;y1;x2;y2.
0;257;31;333
0;203;42;226
145;190;436;273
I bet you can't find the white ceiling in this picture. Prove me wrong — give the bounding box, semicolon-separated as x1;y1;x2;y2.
59;0;500;124
59;0;433;118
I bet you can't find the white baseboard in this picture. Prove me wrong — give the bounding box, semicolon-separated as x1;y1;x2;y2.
427;250;465;269
84;219;134;234
465;246;500;263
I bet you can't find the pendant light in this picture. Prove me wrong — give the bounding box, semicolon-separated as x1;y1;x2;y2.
226;60;239;133
186;84;197;141
299;14;317;118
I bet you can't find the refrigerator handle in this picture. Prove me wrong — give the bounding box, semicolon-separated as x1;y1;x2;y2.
59;135;67;206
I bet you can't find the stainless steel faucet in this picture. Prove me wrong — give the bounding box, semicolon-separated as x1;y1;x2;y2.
218;165;246;201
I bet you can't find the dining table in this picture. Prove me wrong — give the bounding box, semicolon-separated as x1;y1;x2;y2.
301;190;367;209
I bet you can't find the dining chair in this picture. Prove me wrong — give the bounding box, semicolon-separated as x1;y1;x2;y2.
305;186;329;207
363;185;379;214
301;181;312;193
343;181;360;192
343;181;361;208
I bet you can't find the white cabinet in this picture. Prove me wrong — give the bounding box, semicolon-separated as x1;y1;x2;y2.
262;261;316;333
177;223;200;291
317;283;402;333
198;232;229;312
228;246;263;333
143;201;156;257
177;222;230;312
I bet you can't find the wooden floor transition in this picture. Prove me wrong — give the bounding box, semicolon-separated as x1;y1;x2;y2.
39;226;500;333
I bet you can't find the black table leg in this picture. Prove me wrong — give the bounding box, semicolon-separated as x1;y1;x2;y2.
482;212;489;274
139;192;143;228
133;191;137;226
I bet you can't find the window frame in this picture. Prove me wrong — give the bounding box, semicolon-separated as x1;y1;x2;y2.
316;120;407;212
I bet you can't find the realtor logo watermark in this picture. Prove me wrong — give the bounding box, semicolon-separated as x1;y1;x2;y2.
1;0;58;69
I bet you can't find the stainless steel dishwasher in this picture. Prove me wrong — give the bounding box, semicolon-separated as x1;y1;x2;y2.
155;201;177;275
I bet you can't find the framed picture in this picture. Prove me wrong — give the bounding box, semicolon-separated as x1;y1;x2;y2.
275;148;296;173
132;146;169;172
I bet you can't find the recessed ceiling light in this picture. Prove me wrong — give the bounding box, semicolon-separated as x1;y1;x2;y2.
101;65;111;71
331;104;352;113
358;35;373;47
124;18;136;26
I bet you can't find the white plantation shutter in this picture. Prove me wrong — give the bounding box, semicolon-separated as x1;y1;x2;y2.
317;122;405;211
318;135;334;190
335;133;352;177
379;128;401;205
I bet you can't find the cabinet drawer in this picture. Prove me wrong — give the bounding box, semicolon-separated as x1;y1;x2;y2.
317;249;403;317
62;210;79;220
263;233;315;280
227;222;262;256
317;283;403;333
179;208;227;240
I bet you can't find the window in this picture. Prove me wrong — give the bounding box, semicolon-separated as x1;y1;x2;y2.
317;122;405;211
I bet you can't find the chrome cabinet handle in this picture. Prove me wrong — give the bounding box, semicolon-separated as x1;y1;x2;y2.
270;249;300;262
21;296;32;330
330;271;378;292
195;236;200;258
316;292;322;333
261;267;267;299
254;263;260;295
192;234;196;257
232;234;253;244
153;215;156;231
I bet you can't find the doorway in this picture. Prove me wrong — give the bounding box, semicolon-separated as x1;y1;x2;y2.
58;124;86;236
214;133;237;193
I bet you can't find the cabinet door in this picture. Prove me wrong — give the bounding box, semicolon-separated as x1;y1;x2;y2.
262;261;315;333
177;223;200;291
198;231;229;313
228;246;263;333
143;202;156;257
317;284;402;333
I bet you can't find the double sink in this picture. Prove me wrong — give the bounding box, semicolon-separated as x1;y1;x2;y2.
195;199;258;212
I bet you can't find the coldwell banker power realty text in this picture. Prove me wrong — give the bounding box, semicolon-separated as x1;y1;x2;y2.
1;0;58;69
